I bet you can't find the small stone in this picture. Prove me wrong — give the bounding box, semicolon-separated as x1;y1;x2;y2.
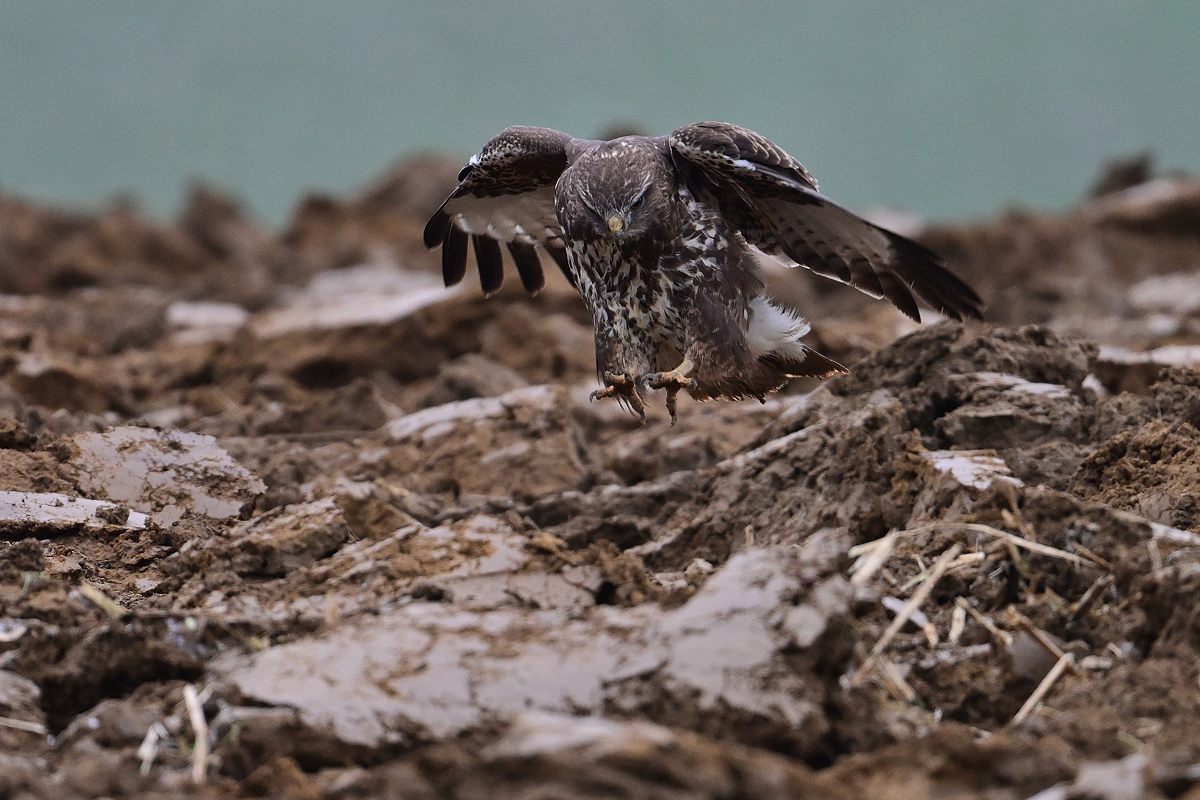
72;426;265;518
683;558;714;582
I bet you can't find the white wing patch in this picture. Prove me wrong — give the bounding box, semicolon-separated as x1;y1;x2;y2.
673;141;817;191
443;187;561;245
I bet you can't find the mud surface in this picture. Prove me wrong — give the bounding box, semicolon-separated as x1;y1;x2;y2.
2;162;1200;798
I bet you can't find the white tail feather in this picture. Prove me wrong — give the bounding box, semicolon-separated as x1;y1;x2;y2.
746;296;811;359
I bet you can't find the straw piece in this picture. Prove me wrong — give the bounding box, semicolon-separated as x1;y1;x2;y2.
183;684;209;785
137;721;167;776
1068;574;1113;622
850;531;898;586
956;597;1013;647
0;715;47;735
850;522;1105;570
948;603;967;645
79;581;127;619
1147;539;1163;574
877;658;919;703
850;543;962;686
1010;653;1073;726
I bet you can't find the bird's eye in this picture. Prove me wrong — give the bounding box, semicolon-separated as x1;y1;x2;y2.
630;189;648;211
580;197;604;221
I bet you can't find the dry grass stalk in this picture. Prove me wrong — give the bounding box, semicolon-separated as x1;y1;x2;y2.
78;581;127;619
1068;574;1113;621
137;721;167;775
950;551;987;570
0;714;47;735
1149;524;1200;546
899;551;984;594
948;603;967;645
921;620;940;648
898;569;925;594
955;597;1013;647
850;522;1103;570
1010;653;1074;727
849;530;898;586
183;684;209;785
950;523;1100;569
1068;541;1112;572
1000;497;1038;542
877;658;919;703
847;537;886;558
850;542;963;686
1110;508;1200;546
1003;539;1033;580
1147;539;1163;574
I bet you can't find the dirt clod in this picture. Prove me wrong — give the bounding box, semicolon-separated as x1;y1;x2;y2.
1;160;1199;798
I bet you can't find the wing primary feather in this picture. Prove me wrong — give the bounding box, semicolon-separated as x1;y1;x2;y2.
423;209;451;249
669;121;984;321
442;225;468;287
423;127;575;299
544;244;577;288
875;270;922;322
507;241;545;295
885;233;984;320
847;255;885;297
473;235;504;296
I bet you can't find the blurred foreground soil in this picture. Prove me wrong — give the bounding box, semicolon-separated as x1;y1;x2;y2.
2;158;1200;798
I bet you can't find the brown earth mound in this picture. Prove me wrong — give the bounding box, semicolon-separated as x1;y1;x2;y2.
1;159;1199;798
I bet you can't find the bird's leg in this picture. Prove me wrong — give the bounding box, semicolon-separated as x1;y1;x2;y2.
643;358;698;426
588;316;654;422
590;371;647;422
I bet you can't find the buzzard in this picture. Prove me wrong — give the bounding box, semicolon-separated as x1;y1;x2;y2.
424;122;983;423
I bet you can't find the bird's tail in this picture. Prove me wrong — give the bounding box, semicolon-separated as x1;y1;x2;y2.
745;296;848;380
761;347;848;380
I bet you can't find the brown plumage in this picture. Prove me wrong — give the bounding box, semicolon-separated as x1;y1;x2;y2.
424;122;983;422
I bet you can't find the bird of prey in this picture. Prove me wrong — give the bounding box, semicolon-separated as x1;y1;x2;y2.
424;122;983;423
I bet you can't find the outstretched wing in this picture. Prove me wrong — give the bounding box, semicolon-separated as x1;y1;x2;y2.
667;121;983;321
423;126;580;296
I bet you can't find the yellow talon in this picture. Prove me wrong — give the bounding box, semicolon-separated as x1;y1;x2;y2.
590;371;646;421
644;359;697;426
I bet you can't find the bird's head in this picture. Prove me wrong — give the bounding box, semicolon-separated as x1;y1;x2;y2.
563;142;668;243
585;180;653;241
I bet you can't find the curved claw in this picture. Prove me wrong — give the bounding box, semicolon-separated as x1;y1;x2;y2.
590;371;646;422
645;374;699;392
644;369;699;426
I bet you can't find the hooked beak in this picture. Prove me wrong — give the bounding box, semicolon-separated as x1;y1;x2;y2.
606;215;625;233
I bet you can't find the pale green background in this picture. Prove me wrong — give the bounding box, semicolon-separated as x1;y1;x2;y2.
1;1;1197;224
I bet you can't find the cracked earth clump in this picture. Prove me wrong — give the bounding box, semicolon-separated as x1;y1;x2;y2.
1;160;1200;798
